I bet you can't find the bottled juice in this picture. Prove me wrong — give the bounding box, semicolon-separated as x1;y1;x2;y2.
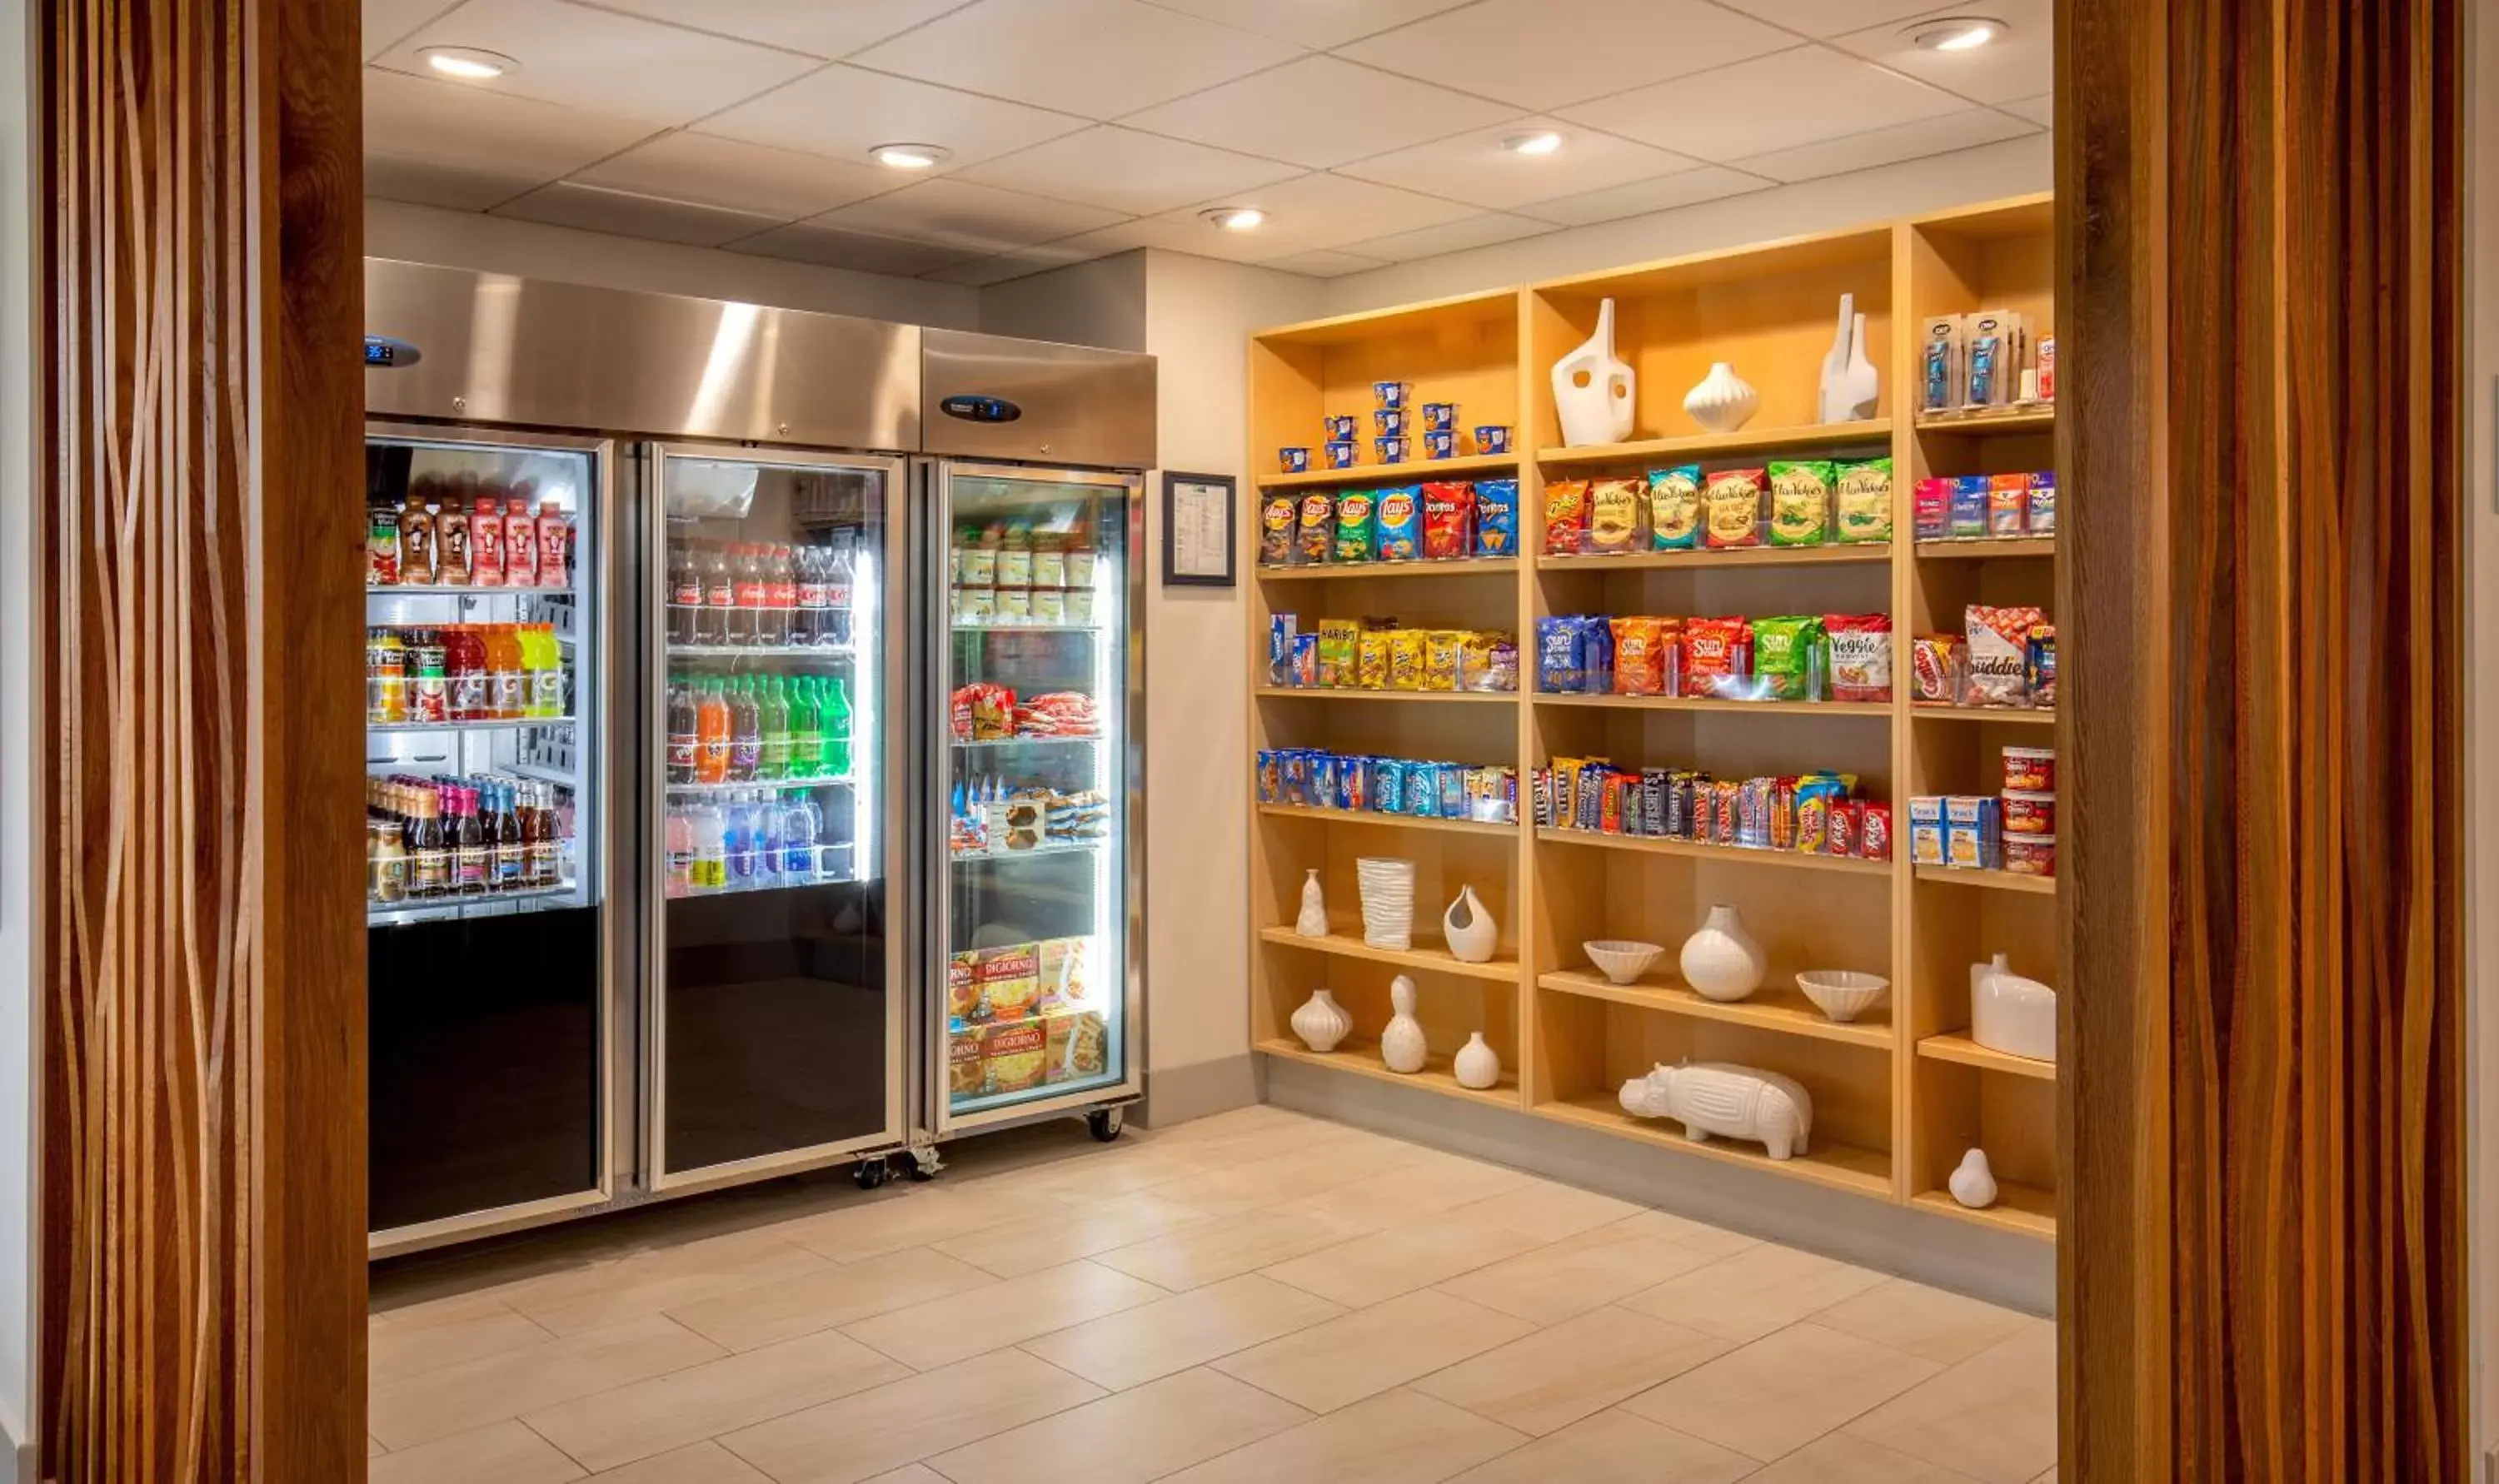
485;623;526;720
663;804;693;899
758;675;791;779
524;782;561;889
367;627;407;723
444;625;490;721
400;495;436;585
408;790;450;898
666;677;697;784
521;624;564;718
696;678;731;784
368;502;401;587
409;630;449;724
471;495;505;585
537;500;571;589
689;799;726;891
451;788;489;897
506;501;538;589
438;500;471;585
489;784;527;893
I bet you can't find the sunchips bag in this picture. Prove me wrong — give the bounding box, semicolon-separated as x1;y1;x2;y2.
1752;615;1826;700
1646;465;1703;550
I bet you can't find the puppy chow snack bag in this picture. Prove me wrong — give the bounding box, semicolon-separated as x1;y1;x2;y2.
1833;458;1893;545
1389;630;1428;690
1357;630;1392;690
1766;461;1834;546
1544;480;1591;555
1704;469;1767;548
1297;493;1334;562
1374;485;1424;561
1259;493;1298;565
1332;490;1377;563
1473;479;1520;556
1964;605;2045;706
1646;465;1703;550
1420;481;1474;559
1587;477;1642;554
1824;614;1893;703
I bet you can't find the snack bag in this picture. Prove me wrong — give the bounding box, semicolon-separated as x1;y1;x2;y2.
1987;474;2028;536
1357;630;1391;690
1913;478;1950;540
1333;490;1377;563
1316;619;1361;689
1911;635;1963;705
1751;615;1825;701
1374;485;1424;560
1862;802;1893;861
1389;630;1427;691
1264;614;1297;690
1288;634;1319;687
1582;614;1614;693
1766;461;1834;546
2028;623;2058;708
1420;482;1473;560
1683;616;1751;699
1645;466;1703;550
1587;478;1641;554
1422;630;1464;691
1824;614;1893;703
1704;469;1766;548
1544;480;1591;555
1459;631;1517;693
2026;471;2058;535
1964;605;2045;706
1474;480;1520;556
1259;494;1298;565
1834;458;1893;545
1610;616;1669;696
1297;494;1334;562
1536;615;1589;694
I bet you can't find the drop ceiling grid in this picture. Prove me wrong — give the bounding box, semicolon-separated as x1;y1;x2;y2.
363;0;2052;281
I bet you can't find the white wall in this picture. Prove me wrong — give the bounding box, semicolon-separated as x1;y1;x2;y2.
979;251;1148;352
0;0;34;1466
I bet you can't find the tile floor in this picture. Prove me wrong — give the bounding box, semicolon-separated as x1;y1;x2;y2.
368;1107;2058;1484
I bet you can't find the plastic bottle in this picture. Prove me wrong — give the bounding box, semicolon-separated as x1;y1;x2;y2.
409;630;449;724
667;539;700;647
471;495;506;586
536;500;571;589
698;542;733;646
822;677;853;777
729;675;761;782
722;792;756;888
525;782;562;889
663;803;694;899
688;797;726;893
825;531;855;647
791;545;823;647
522;624;564;719
758;675;791;779
438;500;472;585
505;500;539;589
451;787;488;897
754;788;786;888
444;625;489;722
696;678;731;785
781;789;821;882
408;789;449;899
485;623;526;720
790;676;822;779
490;784;528;893
735;544;769;646
367;627;407;724
666;677;698;784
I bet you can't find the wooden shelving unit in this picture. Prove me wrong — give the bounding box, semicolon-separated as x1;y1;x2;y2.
1259;451;1520;490
1254;687;1517;705
1246;195;2061;1242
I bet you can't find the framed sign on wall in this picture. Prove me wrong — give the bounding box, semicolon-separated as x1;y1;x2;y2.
1161;471;1235;588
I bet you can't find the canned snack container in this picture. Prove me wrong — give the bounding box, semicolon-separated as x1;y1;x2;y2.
1321;414;1359;441
1376;436;1410;465
1422;429;1457;459
1419;402;1457;431
2004;833;2057;877
1373;380;1413;408
2001;745;2056;792
1324;441;1359;470
1374;407;1409;436
2002;790;2055;835
1474;425;1514;455
1278;446;1310;474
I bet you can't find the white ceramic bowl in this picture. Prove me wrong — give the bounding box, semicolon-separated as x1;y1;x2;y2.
1796;970;1890;1023
1584;940;1664;986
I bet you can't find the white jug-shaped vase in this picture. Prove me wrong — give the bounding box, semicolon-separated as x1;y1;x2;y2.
1295;869;1329;938
1679;904;1767;1002
1381;974;1428;1073
1453;1031;1501;1090
1442;885;1497;964
1552;297;1634;446
1290;989;1352;1053
1819;294;1879;422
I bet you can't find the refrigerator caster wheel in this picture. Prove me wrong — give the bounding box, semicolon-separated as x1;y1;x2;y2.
1086;1108;1124;1143
902;1156;937;1183
854;1158;890;1191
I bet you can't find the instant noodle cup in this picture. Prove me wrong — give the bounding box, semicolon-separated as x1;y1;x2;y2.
1322;414;1359;441
2003;790;2056;835
1279;446;1310;474
1374;380;1413;408
2001;745;2057;792
1375;436;1410;465
1419;402;1457;431
1374;407;1410;436
1422;429;1457;459
2004;833;2058;877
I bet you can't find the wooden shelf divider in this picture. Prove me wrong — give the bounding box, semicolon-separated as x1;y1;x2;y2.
1917;1032;2058;1081
1534;417;1893;467
1258;452;1518;490
1254;557;1520;582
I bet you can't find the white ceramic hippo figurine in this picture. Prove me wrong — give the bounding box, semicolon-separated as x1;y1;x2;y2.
1618;1061;1813;1160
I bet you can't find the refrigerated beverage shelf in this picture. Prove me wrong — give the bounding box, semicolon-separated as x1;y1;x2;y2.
671;644;857;659
668;774;855;794
947;1067;1126;1117
952;623;1107;635
368;584;576;599
950;837;1109;864
672;872;858;900
951;734;1102;748
369;716;575;735
369;883;576;926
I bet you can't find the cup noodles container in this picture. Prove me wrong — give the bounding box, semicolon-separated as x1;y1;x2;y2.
2005;833;2057;877
1474;425;1514;454
1908;796;1946;865
2002;745;2056;793
1321;414;1359;441
1373;380;1413;407
2002;790;2056;835
1279;446;1311;474
1324;441;1359;469
1422;429;1457;459
1419;402;1458;431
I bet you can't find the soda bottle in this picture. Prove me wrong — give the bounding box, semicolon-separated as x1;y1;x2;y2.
791;545;821;647
722;792;756;888
491;784;529;893
696;678;731;784
523;624;565;718
699;542;734;646
471;495;506;586
408;789;450;899
367;626;407;723
729;675;762;781
763;545;796;646
484;623;526;720
445;625;489;722
732;544;767;646
666;677;698;784
824;531;855;647
505;499;539;589
758;675;791;779
663;803;694;899
410;630;449;724
667;539;700;647
689;798;726;892
536;499;571;589
790;676;822;779
822;677;853;777
781;789;821;882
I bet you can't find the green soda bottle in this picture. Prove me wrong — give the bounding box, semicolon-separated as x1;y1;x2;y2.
791;675;823;781
823;677;852;778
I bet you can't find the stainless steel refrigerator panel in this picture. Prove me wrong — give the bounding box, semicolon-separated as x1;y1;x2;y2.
364;260;921;452
920;329;1156;470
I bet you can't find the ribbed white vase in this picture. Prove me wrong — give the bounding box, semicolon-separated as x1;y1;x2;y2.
1356;857;1416;952
1289;989;1352;1053
1683;361;1759;433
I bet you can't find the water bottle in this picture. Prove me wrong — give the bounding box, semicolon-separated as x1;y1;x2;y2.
723;792;756;887
781;789;821;882
755;788;786;887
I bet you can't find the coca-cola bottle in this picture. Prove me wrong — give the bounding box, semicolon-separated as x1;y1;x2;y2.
731;543;767;647
824;531;856;647
791;544;825;648
761;544;796;647
697;541;733;647
667;539;701;647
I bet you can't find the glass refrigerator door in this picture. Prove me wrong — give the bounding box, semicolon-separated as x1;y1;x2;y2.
933;464;1142;1133
651;446;905;1187
364;426;609;1244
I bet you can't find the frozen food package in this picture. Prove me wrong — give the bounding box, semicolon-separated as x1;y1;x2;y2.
1704;469;1767;549
1766;461;1834;546
1645;465;1703;550
984;1019;1048;1093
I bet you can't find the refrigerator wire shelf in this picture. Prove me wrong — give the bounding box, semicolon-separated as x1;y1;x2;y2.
951;734;1102;748
369;882;578;926
667;774;855;794
369;716;575;735
949;837;1110;864
670;644;858;660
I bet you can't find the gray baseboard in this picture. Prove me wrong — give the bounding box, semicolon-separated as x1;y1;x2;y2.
1262;1056;2056;1317
1139;1053;1259;1128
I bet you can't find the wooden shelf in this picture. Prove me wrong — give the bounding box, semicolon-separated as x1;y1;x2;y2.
1914;406;2056;435
1911;705;2055;725
1257;804;1518;839
1254;557;1519;582
1913;864;2058;895
1539;828;1892;877
1918;1033;2058;1081
1537;694;1891;719
1259;453;1518;490
1915;537;2055;560
1532;1093;1891;1198
1539;969;1892;1050
1256;1037;1518;1108
1255;687;1516;705
1259;925;1520;984
1536;419;1893;467
1911;1184;2057;1240
1538;544;1889;572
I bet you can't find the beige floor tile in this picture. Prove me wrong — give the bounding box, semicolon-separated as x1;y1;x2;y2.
1443;1408;1752;1484
372;1299;556;1385
2030;1470;2058;1483
1843;1324;2057;1484
717;1349;1104;1484
1741;1432;1986;1482
855;1470;949;1484
1259;1211;1544;1307
839;1258;1165;1370
1144;1133;1418;1216
1157;1386;1528;1484
1090;1204;1373;1291
1283;1158;1534;1229
1210;1287;1534;1414
930;1192;1218;1278
506;1233;837;1337
371;1312;727;1452
780;1185;1070;1264
369;1420;586;1484
370;1435;387;1458
1434;1217;1733;1326
526;1327;909;1472
1617;1241;1888;1342
923;1367;1309;1484
1810;1278;2038;1366
1019;1272;1346;1391
588;1441;773;1482
1432;1181;1649;1243
665;1247;998;1352
1414;1305;1733;1436
1621;1322;1943;1462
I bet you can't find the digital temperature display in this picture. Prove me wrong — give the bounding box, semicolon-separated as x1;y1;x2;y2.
364;336;421;368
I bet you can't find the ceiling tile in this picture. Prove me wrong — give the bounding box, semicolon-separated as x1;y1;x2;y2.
954;127;1303;216
1709;0;1942;37
584;0;974;59
1338;212;1555;263
1124;56;1512;170
377;0;819;128
1559;46;1967;162
1525;164;1773;227
1730;107;2038;183
1338;0;1793;112
849;0;1302;117
365;66;656;183
811;177;1128;254
491;182;791;246
570;132;899;218
2005;93;2053;127
1260;248;1391;278
696;64;1088;172
1335;116;1703;213
1834;0;2053;104
1140;0;1474;49
366;155;546;212
1146;171;1478;255
730;222;979;276
364;0;461;59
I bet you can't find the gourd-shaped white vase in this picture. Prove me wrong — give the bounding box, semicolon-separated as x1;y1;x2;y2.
1381;974;1428;1073
1679;904;1767;1003
1683;361;1759;434
1948;1148;1999;1209
1442;885;1496;964
1453;1031;1500;1090
1295;869;1329;938
1552;297;1634;446
1818;293;1880;422
1290;989;1351;1053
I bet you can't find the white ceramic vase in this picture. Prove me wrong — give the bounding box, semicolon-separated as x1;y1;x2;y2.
1682;361;1759;434
1818;294;1880;422
1948;1148;1999;1209
1381;975;1428;1073
1679;904;1767;1003
1356;857;1417;952
1453;1031;1501;1090
1442;885;1497;964
1552;297;1635;446
1289;989;1352;1053
1969;953;2057;1063
1295;869;1329;938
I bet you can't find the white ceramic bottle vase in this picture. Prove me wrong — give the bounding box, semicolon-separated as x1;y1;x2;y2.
1679;904;1767;1002
1295;868;1329;938
1552;296;1635;446
1682;362;1760;434
1290;989;1352;1053
1356;857;1417;952
1442;884;1497;964
1381;974;1428;1073
1453;1031;1501;1090
1818;293;1880;422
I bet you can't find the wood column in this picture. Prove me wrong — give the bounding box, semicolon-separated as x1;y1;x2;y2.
35;0;366;1477
2059;0;2468;1478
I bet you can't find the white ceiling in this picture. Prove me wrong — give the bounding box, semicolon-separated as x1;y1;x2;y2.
362;0;2052;286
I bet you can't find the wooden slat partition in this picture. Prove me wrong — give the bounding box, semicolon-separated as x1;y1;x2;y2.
2060;0;2468;1477
36;0;367;1476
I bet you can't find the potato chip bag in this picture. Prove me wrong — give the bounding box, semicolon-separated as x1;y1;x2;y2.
1752;615;1825;700
1544;480;1591;555
1420;481;1473;559
1766;461;1833;546
1374;485;1423;560
1704;469;1766;548
1333;490;1376;563
1473;480;1519;556
1298;493;1334;562
1259;494;1298;565
1683;616;1751;698
1833;458;1893;545
1646;466;1703;550
1824;613;1893;702
1588;478;1641;554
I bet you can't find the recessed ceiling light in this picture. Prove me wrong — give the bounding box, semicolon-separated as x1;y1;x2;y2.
871;143;950;170
1201;207;1264;232
1908;16;2003;50
1502;131;1564;157
419;47;517;80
